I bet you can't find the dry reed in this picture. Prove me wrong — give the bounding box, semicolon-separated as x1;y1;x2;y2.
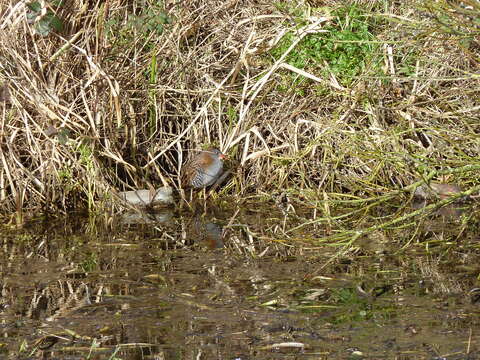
0;0;478;219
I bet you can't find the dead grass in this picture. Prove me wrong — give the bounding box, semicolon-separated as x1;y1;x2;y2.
0;0;479;218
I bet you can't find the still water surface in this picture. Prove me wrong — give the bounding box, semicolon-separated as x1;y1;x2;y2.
0;203;479;359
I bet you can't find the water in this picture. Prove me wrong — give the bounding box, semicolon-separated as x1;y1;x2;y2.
0;202;479;359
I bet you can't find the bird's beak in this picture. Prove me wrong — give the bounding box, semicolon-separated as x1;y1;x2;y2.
219;153;228;160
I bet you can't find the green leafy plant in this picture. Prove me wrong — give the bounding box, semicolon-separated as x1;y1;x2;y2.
26;1;64;36
106;3;172;42
105;2;172;55
128;7;172;36
271;4;382;86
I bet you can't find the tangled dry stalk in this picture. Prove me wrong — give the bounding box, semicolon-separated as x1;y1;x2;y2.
0;0;479;218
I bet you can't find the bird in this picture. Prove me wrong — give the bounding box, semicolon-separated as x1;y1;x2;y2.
181;148;227;189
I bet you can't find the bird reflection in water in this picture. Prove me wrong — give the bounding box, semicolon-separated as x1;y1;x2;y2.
188;214;225;249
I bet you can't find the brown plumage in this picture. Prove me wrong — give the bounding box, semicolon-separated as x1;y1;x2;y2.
181;148;226;189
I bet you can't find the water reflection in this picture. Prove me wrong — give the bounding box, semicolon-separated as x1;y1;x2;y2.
118;209;174;225
0;203;478;359
188;215;225;249
117;205;226;249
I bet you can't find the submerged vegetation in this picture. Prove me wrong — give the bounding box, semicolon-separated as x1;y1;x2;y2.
0;0;479;228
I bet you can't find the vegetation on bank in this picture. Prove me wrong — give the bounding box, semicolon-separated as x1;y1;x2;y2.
0;0;479;223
